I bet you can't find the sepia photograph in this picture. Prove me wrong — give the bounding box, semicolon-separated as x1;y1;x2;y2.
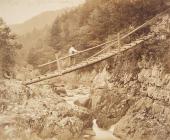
0;0;170;140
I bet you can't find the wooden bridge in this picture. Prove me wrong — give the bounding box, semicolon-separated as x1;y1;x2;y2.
23;8;170;85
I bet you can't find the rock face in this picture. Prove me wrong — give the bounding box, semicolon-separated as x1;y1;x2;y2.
114;97;170;140
74;96;90;108
90;26;170;139
0;80;92;140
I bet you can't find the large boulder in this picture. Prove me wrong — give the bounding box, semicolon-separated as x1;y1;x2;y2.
74;96;90;108
114;97;170;140
51;84;67;96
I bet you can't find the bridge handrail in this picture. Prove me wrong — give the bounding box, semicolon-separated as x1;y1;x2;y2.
38;38;119;67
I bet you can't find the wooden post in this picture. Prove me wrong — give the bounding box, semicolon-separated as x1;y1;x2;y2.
69;55;71;66
48;60;51;71
167;19;170;33
55;54;61;71
69;55;76;66
117;32;121;52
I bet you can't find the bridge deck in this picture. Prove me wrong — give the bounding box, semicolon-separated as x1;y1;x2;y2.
24;34;154;85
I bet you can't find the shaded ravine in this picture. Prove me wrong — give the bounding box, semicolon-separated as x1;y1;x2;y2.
64;88;120;140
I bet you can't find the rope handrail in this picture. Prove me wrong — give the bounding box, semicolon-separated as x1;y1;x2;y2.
38;38;118;68
37;35;120;68
38;7;170;68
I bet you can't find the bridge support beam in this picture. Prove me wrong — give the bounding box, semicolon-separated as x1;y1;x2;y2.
55;54;61;71
118;32;121;52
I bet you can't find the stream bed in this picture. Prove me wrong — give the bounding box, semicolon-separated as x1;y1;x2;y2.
65;88;119;140
89;119;118;140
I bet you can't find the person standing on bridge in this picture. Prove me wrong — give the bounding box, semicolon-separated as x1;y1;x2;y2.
69;46;79;66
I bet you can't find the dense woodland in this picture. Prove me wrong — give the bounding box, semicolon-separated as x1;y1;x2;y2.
27;0;167;67
49;0;166;52
0;0;168;75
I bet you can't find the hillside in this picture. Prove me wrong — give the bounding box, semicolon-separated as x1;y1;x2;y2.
12;9;67;66
10;9;65;35
89;12;170;140
26;0;168;71
49;0;167;54
14;25;57;69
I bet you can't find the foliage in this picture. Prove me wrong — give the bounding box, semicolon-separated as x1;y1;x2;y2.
26;0;166;69
0;18;21;77
49;0;167;54
26;27;56;69
27;39;55;67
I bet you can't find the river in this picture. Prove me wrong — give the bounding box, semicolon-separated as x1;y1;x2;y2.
90;119;118;140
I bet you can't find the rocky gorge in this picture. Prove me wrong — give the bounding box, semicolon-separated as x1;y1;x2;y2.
89;28;170;139
0;6;170;140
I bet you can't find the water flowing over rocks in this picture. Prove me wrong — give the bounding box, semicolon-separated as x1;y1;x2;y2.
0;80;92;140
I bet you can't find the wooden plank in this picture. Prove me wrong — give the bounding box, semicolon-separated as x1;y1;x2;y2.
118;32;121;52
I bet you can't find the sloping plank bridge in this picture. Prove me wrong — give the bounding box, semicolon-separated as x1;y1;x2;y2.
23;8;170;85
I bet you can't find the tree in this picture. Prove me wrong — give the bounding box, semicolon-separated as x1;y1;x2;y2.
88;6;112;41
0;18;21;78
49;19;62;50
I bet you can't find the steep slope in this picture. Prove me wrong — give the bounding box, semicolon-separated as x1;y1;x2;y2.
14;26;55;67
12;9;65;66
10;10;65;35
49;0;167;54
89;12;170;140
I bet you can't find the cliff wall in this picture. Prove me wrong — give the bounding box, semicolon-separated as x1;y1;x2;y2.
90;14;170;140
